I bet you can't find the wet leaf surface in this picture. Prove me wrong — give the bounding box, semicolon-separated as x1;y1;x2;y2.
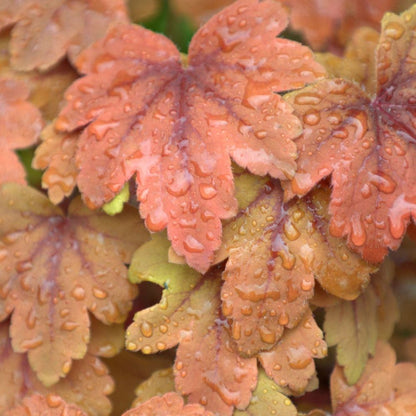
122;392;214;416
218;178;374;356
0;319;122;415
56;0;324;272
0;78;43;185
125;234;257;415
285;5;416;264
0;184;147;385
5;394;87;416
0;0;128;71
331;341;416;415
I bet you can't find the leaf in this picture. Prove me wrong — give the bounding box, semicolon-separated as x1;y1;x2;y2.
282;0;396;49
234;369;297;416
324;260;399;384
0;0;128;71
330;341;416;415
132;368;175;407
0;31;78;121
285;5;416;264
0;184;147;385
122;392;214;416
5;394;87;416
0;78;43;185
125;234;257;415
258;309;327;395
218;179;375;356
32;124;78;204
0;319;122;415
56;0;324;272
103;183;130;216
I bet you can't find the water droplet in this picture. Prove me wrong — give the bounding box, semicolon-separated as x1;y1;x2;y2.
222;300;233;316
259;325;276;344
21;336;43;350
283;221;300;241
46;394;62;408
142;345;152;354
61;321;79;331
92;287;108;299
360;183;371;198
287;345;312;369
71;286;86;300
294;93;321;105
127;342;138;351
199;183;217;200
183;235;204;253
159;324;168;334
301;279;313;291
385;21;405;40
241;305;252;316
157;342;166;351
303;109;321;126
255;130;268;139
278;312;289;326
232;321;241;340
89;120;118;140
350;216;366;247
146;208;168;232
369;172;396;194
140;321;153;337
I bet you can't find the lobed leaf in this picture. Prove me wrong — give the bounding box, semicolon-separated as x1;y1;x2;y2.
331;341;416;415
0;184;147;385
32;124;78;204
0;78;43;185
56;0;324;272
122;392;214;416
0;0;128;71
5;394;87;416
0;319;122;415
218;179;375;356
285;5;416;264
126;235;257;415
324;260;399;384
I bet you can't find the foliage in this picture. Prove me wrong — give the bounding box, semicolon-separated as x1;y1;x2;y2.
0;0;416;415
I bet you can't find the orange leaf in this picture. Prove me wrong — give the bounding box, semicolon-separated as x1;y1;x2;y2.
126;235;257;415
283;0;396;49
122;392;214;416
33;124;79;204
5;394;87;416
330;341;416;415
0;78;43;185
56;0;324;272
0;319;121;415
0;0;128;71
285;5;416;264
218;180;374;356
258;309;327;395
0;184;147;385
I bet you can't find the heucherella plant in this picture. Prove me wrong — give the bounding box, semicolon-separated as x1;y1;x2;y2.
0;0;416;415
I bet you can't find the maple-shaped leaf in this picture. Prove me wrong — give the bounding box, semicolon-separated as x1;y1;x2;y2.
0;319;122;415
330;341;416;415
32;124;79;204
55;0;324;272
5;394;87;416
0;0;128;71
324;260;399;384
285;5;416;264
282;0;396;49
0;78;43;185
217;178;375;356
125;234;257;415
132;368;175;407
122;392;214;416
234;369;297;416
0;184;147;385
